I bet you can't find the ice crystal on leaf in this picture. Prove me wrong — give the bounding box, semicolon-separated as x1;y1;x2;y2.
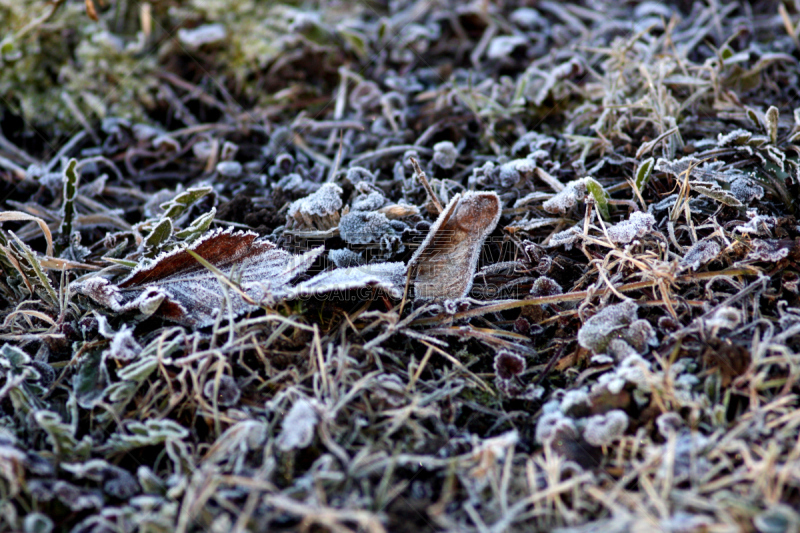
681;240;721;271
542;179;587;214
606;212;656;244
287;183;343;230
288;262;407;299
583;410;629;447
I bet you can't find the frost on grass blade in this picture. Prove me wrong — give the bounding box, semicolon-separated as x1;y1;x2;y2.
410;191;501;300
71;228;324;327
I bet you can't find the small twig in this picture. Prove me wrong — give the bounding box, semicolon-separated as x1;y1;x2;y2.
409;157;443;214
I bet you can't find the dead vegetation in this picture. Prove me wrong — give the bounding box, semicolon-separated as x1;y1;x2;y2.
2;0;800;532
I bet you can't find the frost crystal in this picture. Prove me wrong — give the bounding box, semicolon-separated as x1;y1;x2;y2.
275;398;318;451
583;410;629;446
203;374;241;407
351;189;387;211
681;240;720;270
547;226;583;249
432;141;459;169
328;248;364;268
287;183;343;230
730;176;764;204
606;212;656;244
542;179;587;214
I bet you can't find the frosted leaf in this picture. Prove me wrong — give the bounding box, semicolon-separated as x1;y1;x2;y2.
510;8;547;29
216;161;242;177
593;353;651;395
730;176;764;204
606;212;656;244
542;179;587;214
287;183;343;230
754;505;800;533
655;430;711;482
717;129;753;146
547;225;583;250
706;306;742;331
23;513;53;533
351;189;387;211
530;276;563;297
494;350;525;380
203;374;241;407
51;481;103;511
657;157;747;185
681;240;720;271
328;248;364;268
61;459;139;499
467;161;497;188
275;398;318;451
649;193;678;213
690;180;743;207
487;35;528;59
583;410;629;446
349;81;382;114
656;412;685;438
410;191;502;300
177;24;226;49
623;319;658;351
535;412;577;444
102;466;139;499
103;326;141;361
339;211;405;245
577;300;638;352
560;389;590;415
432;141;459;169
498;159;535;188
72;229;324;328
736;211;776;235
747;239;791;262
591;354;615;365
512;131;556;155
288;262;407;299
607;338;638;361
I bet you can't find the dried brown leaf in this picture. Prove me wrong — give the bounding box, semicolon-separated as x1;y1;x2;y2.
72;228;323;327
410;191;501;300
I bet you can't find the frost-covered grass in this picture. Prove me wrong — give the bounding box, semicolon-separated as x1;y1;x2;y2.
2;1;800;532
